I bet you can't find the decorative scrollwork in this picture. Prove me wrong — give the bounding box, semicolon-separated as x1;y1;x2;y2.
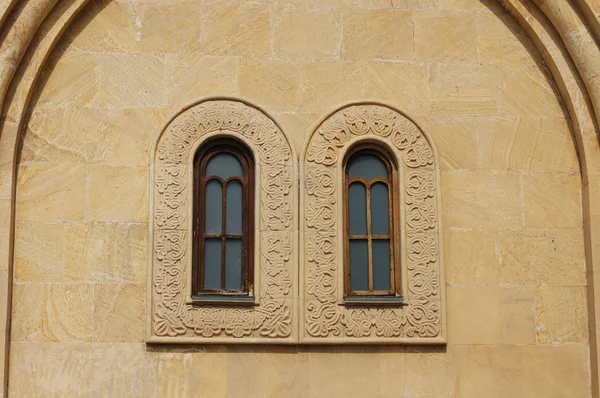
303;104;443;342
151;99;295;341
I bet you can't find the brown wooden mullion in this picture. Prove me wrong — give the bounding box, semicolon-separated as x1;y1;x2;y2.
220;179;227;290
366;184;373;292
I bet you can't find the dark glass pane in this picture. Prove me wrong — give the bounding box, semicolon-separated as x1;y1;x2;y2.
349;239;368;291
371;182;389;235
372;239;391;291
225;238;242;290
205;179;222;235
348;154;388;181
206;153;243;180
226;180;243;235
204;238;222;290
348;182;367;236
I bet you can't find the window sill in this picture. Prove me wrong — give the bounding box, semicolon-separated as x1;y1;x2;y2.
342;296;407;307
191;295;257;306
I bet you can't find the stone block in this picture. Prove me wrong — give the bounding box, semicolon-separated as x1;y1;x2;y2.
299;60;362;112
226;346;308;397
342;9;413;60
429;63;504;116
60;0;138;53
477;10;539;67
273;9;341;58
64;222;148;283
522;172;582;228
477;117;579;172
9;342;92;397
441;171;521;228
363;62;428;116
239;58;299;112
11;283;93;342
448;286;535;344
88;343;158;397
200;3;270;56
416;116;477;170
390;0;438;9
106;108;169;166
93;283;145;342
14;222;65;282
36;52;99;108
166;55;237;108
274;112;316;156
140;1;202;53
498;229;586;286
308;347;381;398
499;66;565;117
158;348;227;398
16;164;86;222
97;53;167;108
535;286;588;344
86;165;148;222
444;229;498;286
23;108;109;164
414;10;477;63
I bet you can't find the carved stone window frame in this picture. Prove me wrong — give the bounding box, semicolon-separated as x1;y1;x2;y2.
148;98;298;344
300;101;446;344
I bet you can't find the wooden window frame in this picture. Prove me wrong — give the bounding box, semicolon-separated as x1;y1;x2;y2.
343;144;402;299
192;139;255;298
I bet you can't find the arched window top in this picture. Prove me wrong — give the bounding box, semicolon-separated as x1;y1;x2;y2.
205;153;243;180
347;153;389;181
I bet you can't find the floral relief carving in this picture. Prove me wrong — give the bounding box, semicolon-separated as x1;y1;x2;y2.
150;99;296;343
302;103;444;343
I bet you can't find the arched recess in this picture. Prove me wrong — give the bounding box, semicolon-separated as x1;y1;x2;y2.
0;0;599;395
299;102;445;344
149;98;298;344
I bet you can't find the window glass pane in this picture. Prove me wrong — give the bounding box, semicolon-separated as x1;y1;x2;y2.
205;179;222;235
206;153;243;180
349;239;368;291
372;239;391;291
348;154;388;181
226;180;243;235
225;238;243;290
204;238;222;290
371;182;389;235
348;182;367;236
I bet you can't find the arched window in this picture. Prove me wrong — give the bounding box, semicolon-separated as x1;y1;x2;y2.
192;139;254;298
344;145;401;298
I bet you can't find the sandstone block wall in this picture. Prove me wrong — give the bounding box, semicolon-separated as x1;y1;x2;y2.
7;0;591;396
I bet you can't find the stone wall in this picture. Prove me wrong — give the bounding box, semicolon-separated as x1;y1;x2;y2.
8;0;591;396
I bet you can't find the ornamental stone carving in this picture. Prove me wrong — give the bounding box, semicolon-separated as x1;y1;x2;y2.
300;102;446;344
148;98;298;344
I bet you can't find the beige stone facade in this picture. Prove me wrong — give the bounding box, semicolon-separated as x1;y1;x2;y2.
0;0;599;396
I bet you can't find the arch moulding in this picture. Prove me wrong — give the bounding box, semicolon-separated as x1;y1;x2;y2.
0;0;600;396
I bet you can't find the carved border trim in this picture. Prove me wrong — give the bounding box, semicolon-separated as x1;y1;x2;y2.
300;102;446;344
148;98;298;344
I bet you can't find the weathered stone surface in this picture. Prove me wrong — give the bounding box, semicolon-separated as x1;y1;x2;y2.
363;62;428;115
86;166;148;222
414;10;477;63
140;1;202;53
535;286;588;344
342;9;413;60
273;9;341;59
239;58;299;112
498;229;586;286
448;286;535;344
299;60;362;111
522;172;582;228
93;283;145;342
17;164;86;222
444;229;499;286
14;222;65;282
200;3;270;56
442;171;522;228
